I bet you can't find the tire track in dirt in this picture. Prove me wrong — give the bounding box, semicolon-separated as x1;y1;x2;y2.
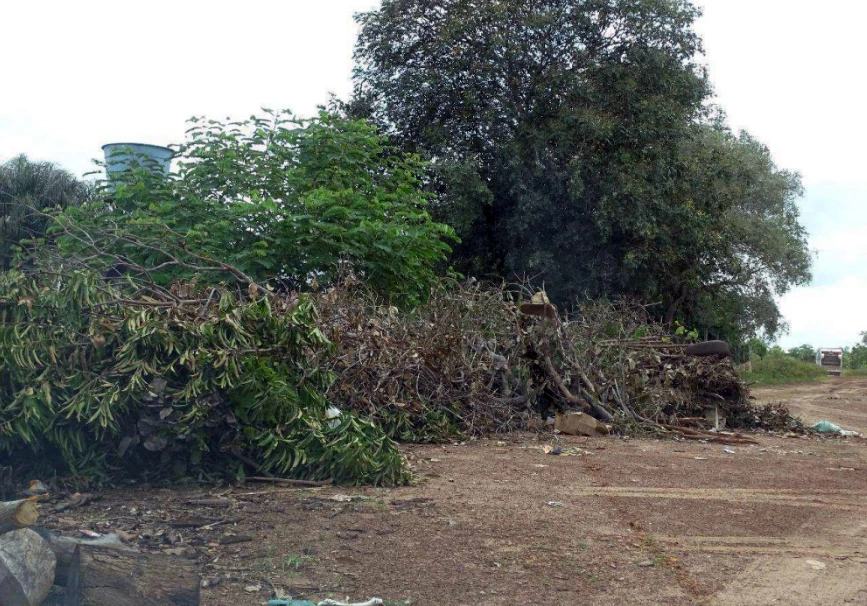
568;486;866;510
572;478;867;604
654;535;867;560
702;511;867;605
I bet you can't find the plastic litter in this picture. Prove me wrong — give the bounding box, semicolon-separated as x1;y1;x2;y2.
810;421;862;437
268;601;315;606
326;406;342;429
543;445;563;455
811;420;843;433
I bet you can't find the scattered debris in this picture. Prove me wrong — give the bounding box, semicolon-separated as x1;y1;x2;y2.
318;599;384;606
547;501;564;507
247;477;333;488
114;529;138;543
23;479;49;498
218;535;253;545
329;495;368;503
805;559;826;571
185;498;231;508
723;447;736;455
55;492;102;512
542;445;592;457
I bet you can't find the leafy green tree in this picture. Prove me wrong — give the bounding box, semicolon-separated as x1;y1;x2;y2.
60;111;455;307
747;337;769;359
787;344;816;363
354;0;708;296
0;155;90;269
844;334;867;370
668;128;811;341
351;0;811;343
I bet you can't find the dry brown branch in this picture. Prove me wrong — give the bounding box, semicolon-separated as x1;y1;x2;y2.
543;354;590;412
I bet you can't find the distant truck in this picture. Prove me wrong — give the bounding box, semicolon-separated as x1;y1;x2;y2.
816;348;843;376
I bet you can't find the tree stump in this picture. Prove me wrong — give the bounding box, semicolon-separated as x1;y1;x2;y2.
0;528;56;606
63;546;200;606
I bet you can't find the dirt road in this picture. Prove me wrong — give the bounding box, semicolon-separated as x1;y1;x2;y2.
46;382;867;605
753;376;867;434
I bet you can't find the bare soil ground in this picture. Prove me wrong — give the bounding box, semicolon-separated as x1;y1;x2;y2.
44;381;867;605
753;376;867;434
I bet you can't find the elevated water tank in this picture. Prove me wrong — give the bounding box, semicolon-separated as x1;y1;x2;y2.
102;142;173;178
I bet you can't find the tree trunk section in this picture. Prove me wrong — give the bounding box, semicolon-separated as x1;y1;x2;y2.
31;529;135;587
0;499;38;535
0;562;29;606
0;528;57;606
63;547;200;606
663;290;686;326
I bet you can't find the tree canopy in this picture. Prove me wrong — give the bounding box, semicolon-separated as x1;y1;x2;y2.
57;111;455;307
351;0;812;343
787;344;816;363
0;154;91;269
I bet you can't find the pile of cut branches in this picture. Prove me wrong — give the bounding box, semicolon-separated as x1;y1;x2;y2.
315;282;801;443
540;301;801;437
0;270;408;486
316;280;531;441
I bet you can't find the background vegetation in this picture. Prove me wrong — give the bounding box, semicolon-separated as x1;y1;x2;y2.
742;353;826;385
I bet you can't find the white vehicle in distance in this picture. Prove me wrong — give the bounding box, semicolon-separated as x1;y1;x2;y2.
816;348;843;376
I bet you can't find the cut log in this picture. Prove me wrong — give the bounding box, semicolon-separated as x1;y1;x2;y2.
0;563;29;606
31;529;137;587
0;528;56;606
0;499;38;535
684;340;731;358
62;546;200;606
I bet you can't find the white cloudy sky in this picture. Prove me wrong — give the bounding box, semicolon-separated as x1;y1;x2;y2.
1;0;864;349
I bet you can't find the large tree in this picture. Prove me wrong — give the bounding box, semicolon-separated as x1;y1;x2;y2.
351;0;811;342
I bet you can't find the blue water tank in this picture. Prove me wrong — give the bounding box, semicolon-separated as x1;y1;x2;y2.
102;143;173;178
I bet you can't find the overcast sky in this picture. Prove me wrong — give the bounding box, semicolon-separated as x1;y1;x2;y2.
1;0;863;349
